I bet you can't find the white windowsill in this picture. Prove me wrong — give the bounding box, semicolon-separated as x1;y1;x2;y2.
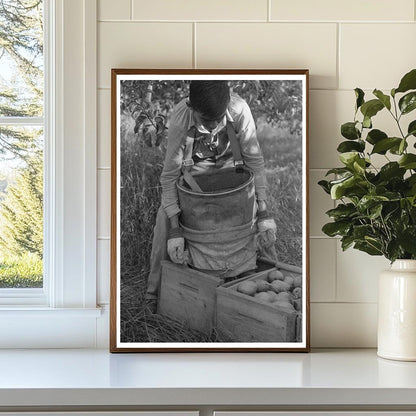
0;307;102;316
0;348;415;410
0;306;106;349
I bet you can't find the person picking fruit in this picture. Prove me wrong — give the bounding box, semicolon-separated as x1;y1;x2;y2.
145;81;277;312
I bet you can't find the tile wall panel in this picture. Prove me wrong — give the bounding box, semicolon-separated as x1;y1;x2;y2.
132;0;268;21
311;303;378;347
310;239;336;302
309;170;334;237
196;23;338;89
340;24;416;90
98;22;193;89
271;0;415;22
99;0;131;21
309;90;353;169
336;245;390;303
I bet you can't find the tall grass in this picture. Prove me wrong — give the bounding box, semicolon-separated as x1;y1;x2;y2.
257;122;303;267
0;252;43;288
120;138;163;272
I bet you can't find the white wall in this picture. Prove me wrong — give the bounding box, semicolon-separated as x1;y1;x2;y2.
96;0;416;347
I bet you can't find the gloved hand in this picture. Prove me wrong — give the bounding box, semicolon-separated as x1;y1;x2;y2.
167;227;185;264
257;211;277;249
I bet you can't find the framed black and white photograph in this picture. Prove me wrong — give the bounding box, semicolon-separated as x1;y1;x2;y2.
110;69;310;352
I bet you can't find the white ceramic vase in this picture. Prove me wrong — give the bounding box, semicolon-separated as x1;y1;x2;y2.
378;259;416;361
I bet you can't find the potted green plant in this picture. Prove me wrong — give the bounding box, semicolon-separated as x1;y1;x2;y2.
319;68;416;361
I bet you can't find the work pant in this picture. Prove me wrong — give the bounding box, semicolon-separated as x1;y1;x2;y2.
146;205;170;300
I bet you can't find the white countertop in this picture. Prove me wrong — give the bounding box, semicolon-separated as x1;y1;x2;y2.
0;348;416;408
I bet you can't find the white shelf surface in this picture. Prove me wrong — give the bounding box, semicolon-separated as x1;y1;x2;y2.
0;348;416;408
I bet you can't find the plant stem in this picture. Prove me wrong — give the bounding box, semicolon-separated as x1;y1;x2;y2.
390;97;406;139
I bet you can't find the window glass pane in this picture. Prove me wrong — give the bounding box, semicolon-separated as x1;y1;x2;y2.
0;126;43;288
0;0;44;291
0;0;44;117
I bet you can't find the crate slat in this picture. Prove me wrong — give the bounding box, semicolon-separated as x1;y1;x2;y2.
216;267;302;343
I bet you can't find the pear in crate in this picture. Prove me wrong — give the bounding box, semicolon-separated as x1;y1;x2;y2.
292;287;302;299
273;300;296;312
283;276;295;289
267;290;279;302
275;291;293;303
254;291;274;303
254;279;271;292
293;275;302;288
267;270;284;282
237;280;257;296
270;279;291;293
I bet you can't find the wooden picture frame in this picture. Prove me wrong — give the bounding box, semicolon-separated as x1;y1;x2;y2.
110;69;310;352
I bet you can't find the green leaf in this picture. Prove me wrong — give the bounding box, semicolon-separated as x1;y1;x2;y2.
399;154;416;169
386;240;402;262
318;180;331;194
352;224;374;240
363;116;372;129
322;221;351;237
407;196;416;207
407;120;416;137
396;69;416;94
355;88;365;110
338;153;353;166
365;236;384;252
330;175;358;199
353;158;366;174
399;139;407;155
339;152;360;167
408;174;416;186
325;167;352;176
410;206;416;221
391;88;396;98
326;203;357;220
389;139;408;155
369;203;383;220
354;241;383;256
377;162;406;181
329;175;354;185
384;203;400;222
406;174;416;187
366;129;388;145
398;226;416;255
360;99;384;119
337;140;365;153
399;92;416;115
371;137;402;154
357;195;389;211
341;235;355;251
341;122;361;140
373;89;391;110
405;175;416;197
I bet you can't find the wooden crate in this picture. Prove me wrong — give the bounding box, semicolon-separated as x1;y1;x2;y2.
216;264;302;343
158;259;275;335
158;260;223;334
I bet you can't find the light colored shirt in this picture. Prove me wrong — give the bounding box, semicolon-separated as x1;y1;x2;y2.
161;93;268;218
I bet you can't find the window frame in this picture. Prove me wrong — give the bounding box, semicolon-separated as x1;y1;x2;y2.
0;1;49;305
0;0;101;348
